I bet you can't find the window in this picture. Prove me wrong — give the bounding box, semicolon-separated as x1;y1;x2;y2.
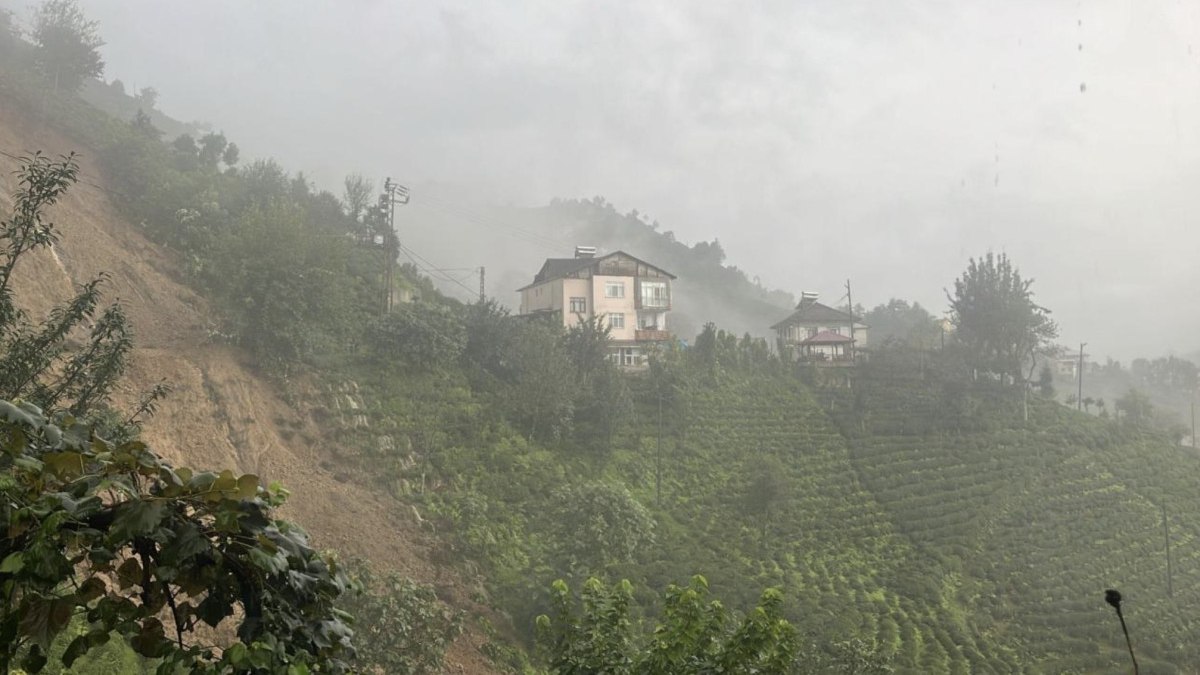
609;313;625;329
639;280;669;308
808;327;819;338
612;347;639;366
570;297;586;313
605;281;625;298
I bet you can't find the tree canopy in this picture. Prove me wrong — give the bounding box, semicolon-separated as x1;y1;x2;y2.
946;252;1057;382
31;0;105;93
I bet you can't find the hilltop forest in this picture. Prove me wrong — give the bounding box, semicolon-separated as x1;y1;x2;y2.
2;5;1199;674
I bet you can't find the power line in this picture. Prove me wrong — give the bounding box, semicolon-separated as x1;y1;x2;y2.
398;243;480;300
0;146;129;200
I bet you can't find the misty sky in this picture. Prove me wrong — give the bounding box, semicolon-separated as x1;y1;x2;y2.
10;1;1200;360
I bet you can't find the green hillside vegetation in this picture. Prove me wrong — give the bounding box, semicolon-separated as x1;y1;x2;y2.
5;7;1200;672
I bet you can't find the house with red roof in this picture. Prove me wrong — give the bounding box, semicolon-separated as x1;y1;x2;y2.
770;292;868;363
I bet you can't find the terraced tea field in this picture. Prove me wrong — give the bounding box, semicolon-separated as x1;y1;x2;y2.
827;369;1200;674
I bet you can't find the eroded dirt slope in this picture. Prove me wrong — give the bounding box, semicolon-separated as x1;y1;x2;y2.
0;98;499;674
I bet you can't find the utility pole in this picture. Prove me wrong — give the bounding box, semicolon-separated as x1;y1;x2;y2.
1077;342;1087;412
1163;501;1174;597
845;279;855;362
378;178;410;314
656;393;663;508
478;266;486;303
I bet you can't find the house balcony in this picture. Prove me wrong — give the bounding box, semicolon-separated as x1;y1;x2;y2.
635;329;672;342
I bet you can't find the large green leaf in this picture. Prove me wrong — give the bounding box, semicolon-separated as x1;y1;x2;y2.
110;498;166;540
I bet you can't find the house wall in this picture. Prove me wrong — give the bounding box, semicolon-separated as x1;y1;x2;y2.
591;275;637;341
521;280;557;315
561;278;591;326
778;321;868;347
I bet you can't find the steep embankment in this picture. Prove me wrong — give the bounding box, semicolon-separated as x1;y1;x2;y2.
0;96;499;673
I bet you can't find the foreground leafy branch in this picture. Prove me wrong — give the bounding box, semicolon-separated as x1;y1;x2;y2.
537;576;800;675
0;400;355;673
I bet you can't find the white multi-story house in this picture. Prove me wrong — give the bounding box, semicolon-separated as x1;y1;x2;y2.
771;292;868;363
518;247;675;366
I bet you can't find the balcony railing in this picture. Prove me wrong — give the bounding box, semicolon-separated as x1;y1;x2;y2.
635;329;672;342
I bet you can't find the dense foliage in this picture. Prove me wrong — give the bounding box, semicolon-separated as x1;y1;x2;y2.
30;0;104;94
537;576;800;675
947;252;1058;382
339;561;463;675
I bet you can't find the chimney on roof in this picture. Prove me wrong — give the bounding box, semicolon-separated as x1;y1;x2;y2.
800;291;819;305
574;246;597;259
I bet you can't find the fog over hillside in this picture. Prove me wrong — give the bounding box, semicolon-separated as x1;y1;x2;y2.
12;0;1200;360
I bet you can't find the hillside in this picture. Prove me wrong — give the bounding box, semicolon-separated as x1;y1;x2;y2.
4;41;1197;675
0;93;501;674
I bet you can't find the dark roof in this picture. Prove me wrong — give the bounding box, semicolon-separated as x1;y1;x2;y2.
800;330;854;345
770;299;863;330
539;258;595;282
517;250;675;291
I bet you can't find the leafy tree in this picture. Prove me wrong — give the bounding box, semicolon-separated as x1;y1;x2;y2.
469;315;574;443
536;576;800;674
548;482;654;575
341;174;374;224
745;454;789;540
340;561;462;675
364;302;465;372
134;86;157;111
1037;364;1055;398
0;9;18;54
31;0;105;93
562;315;613;379
947;252;1058;383
0;153;130;417
221;142;240;168
1115;388;1154;427
815;638;894;674
1;403;355;673
129;109;161;140
197;132;230;170
564;317;631;453
862;299;941;351
206;202;362;370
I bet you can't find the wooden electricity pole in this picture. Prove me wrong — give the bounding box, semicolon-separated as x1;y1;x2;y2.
1077;342;1087;412
845;279;856;361
378;178;410;313
1163;501;1174;597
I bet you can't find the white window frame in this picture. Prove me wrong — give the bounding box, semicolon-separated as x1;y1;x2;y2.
605;281;625;298
622;347;639;366
640;280;668;308
609;313;625;329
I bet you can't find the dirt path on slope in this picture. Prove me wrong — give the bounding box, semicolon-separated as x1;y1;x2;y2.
0;96;501;674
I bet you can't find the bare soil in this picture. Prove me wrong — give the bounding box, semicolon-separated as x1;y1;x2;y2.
0;96;503;674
